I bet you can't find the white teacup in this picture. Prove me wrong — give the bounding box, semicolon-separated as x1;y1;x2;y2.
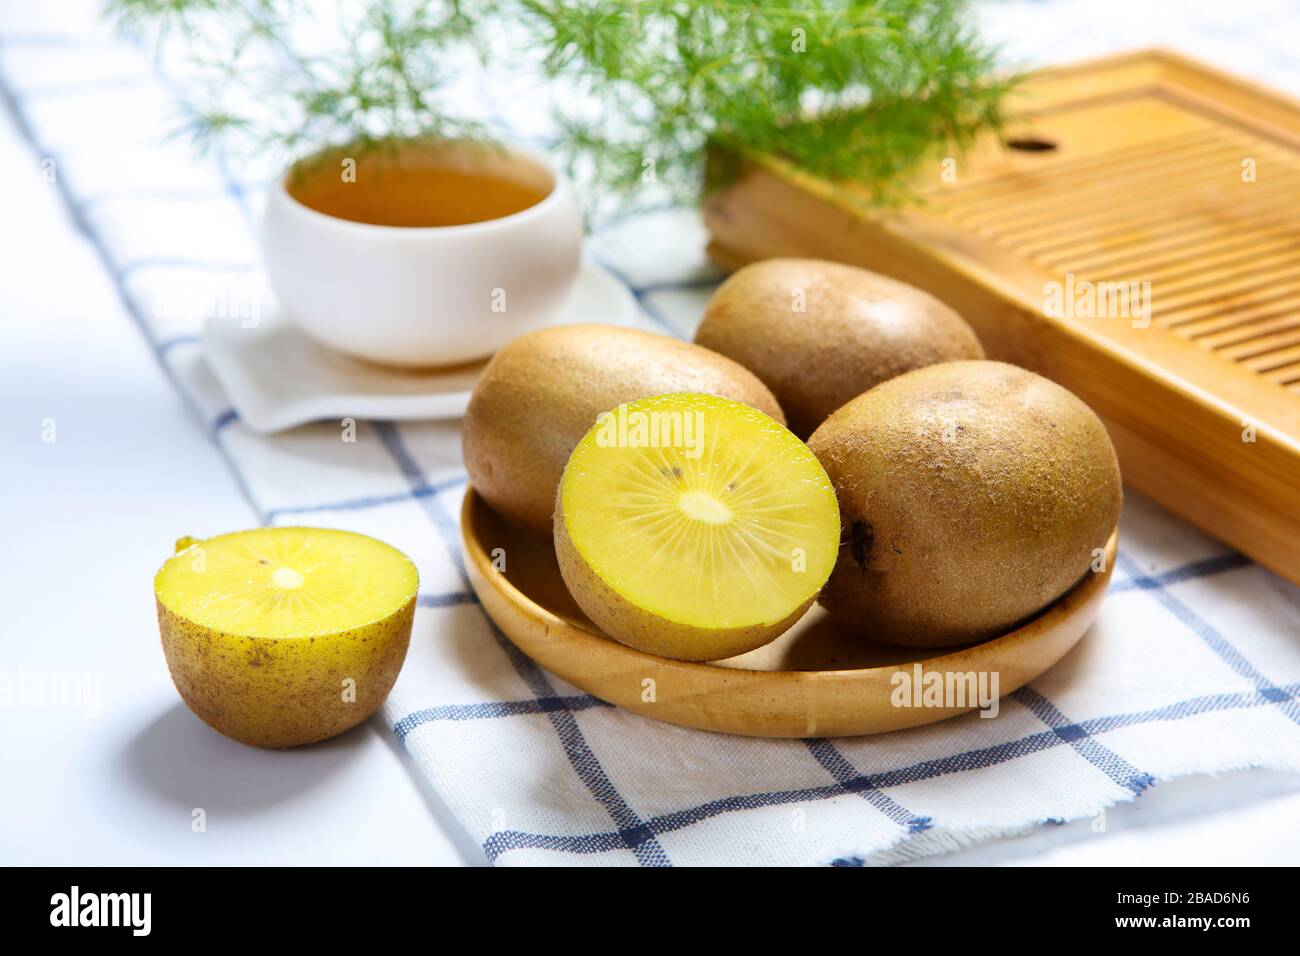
262;138;583;368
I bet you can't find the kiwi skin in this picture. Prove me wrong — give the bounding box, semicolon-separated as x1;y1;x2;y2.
463;324;784;531
807;360;1121;648
156;596;413;749
696;258;984;438
553;486;815;662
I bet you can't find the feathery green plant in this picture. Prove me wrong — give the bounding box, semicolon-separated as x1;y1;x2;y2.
108;0;1012;207
523;0;1012;204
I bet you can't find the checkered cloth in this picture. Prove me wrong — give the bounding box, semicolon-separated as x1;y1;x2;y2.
6;2;1299;866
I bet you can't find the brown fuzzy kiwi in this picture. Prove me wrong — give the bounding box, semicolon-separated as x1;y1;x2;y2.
462;324;784;530
695;258;984;438
807;360;1122;648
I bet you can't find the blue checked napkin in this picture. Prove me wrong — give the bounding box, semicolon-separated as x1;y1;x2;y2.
6;2;1299;866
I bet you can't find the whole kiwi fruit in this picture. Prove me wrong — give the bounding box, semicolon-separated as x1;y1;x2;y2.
807;360;1121;647
462;324;784;530
695;258;984;437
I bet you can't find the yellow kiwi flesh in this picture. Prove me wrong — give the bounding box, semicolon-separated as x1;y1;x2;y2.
154;526;418;748
463;324;785;531
696;258;984;438
554;393;840;661
807;361;1121;648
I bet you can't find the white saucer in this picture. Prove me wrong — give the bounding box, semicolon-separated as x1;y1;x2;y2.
202;261;639;433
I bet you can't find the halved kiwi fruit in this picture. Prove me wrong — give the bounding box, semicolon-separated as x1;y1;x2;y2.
554;393;840;661
154;526;418;747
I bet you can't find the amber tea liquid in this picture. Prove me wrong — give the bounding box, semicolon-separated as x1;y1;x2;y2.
288;157;549;228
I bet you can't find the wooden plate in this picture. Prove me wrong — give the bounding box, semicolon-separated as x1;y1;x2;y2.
461;488;1117;738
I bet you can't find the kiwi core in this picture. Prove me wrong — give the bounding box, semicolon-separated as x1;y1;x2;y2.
271;566;306;590
678;489;733;525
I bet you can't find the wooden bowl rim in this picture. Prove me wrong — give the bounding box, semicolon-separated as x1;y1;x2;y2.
461;486;1117;682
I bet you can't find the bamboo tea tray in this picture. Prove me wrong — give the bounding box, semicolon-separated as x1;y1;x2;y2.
704;49;1300;586
462;488;1116;738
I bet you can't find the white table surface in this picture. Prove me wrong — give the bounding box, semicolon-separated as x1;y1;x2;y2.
3;0;1300;867
0;99;475;866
